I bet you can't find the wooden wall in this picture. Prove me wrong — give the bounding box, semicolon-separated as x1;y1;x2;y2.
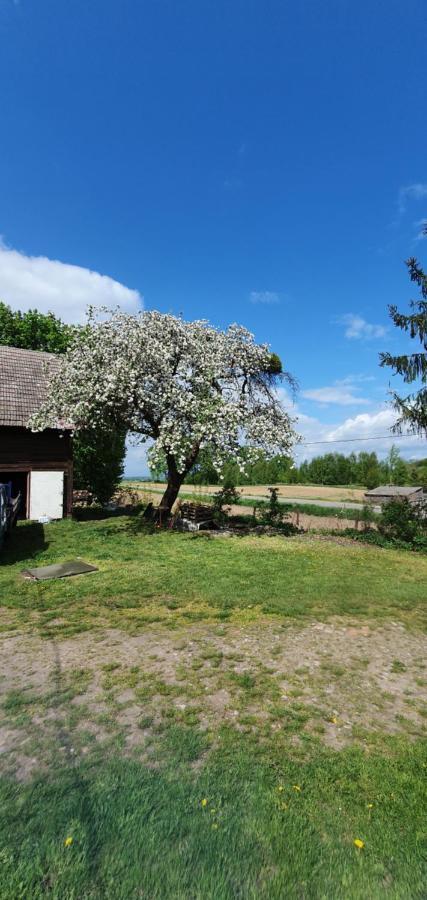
0;427;73;516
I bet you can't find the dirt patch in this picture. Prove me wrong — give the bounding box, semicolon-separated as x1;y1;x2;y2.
0;620;426;774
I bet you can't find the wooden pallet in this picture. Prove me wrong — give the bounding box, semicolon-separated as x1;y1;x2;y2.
178;502;216;530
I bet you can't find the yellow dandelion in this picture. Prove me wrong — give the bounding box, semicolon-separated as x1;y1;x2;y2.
367;803;373;809
330;716;338;725
354;839;365;849
201;798;208;807
277;785;284;793
292;784;301;792
64;837;73;848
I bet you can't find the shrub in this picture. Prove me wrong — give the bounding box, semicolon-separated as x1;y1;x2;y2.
263;487;285;526
341;496;427;552
358;503;377;531
212;481;241;523
340;528;427;552
257;488;303;535
378;498;426;544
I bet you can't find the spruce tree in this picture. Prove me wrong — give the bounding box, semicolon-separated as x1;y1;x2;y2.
380;227;427;435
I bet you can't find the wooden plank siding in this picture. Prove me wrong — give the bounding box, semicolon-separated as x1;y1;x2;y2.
0;427;73;517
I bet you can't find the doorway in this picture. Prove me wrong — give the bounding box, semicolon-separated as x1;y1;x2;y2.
0;471;29;518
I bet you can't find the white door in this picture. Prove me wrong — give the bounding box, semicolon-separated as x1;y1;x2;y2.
29;471;64;520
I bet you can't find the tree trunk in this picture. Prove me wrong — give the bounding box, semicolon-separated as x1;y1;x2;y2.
158;478;182;517
157;457;183;520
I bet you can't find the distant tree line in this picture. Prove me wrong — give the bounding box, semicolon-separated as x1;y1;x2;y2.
176;445;427;490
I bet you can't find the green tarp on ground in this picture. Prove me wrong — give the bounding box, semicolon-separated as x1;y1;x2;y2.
22;560;98;581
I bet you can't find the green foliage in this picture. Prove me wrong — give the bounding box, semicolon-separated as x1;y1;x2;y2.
378;497;427;545
0;301;72;353
342;527;427;553
410;459;427;490
380;239;427;435
264;487;285;525
73;429;126;505
385;445;409;485
212;480;241;523
343;496;427;552
263;351;283;375
359;503;376;531
182;442;419;491
184;448;220;485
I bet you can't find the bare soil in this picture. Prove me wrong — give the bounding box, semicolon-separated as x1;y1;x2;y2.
1;619;426;778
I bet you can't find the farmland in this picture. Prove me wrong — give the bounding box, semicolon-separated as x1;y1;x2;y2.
0;514;426;897
122;480;370;533
127;480;367;504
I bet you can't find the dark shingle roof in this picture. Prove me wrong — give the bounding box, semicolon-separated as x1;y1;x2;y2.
365;485;423;497
0;345;65;429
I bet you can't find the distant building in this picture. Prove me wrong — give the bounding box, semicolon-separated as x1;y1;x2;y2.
0;346;72;520
364;485;424;507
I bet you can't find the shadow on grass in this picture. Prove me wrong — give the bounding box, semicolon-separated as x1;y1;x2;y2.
73;504;145;523
0;522;49;566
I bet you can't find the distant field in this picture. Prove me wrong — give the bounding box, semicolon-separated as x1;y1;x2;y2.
127;481;367;504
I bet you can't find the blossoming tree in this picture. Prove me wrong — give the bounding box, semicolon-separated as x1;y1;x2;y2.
31;309;298;514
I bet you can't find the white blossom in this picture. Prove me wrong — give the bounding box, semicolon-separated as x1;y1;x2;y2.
31;309;298;491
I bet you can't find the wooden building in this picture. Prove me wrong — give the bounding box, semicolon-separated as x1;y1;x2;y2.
0;346;72;520
364;485;424;507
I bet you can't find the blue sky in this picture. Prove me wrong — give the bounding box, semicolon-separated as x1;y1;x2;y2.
0;0;426;473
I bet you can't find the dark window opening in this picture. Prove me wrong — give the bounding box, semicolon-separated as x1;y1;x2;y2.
0;472;28;518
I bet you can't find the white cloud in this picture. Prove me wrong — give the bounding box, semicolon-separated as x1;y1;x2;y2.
0;241;143;324
250;290;280;305
298;407;425;461
338;314;387;340
302;375;375;406
277;387;425;461
301;385;368;406
326;407;396;441
398;183;427;214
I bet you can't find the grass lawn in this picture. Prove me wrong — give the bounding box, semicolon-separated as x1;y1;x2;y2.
0;515;426;898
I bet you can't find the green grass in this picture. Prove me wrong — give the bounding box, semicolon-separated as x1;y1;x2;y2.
0;726;425;898
1;515;426;637
1;515;427;897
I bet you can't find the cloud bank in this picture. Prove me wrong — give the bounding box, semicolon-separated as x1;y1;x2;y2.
0;241;143;324
278;388;425;462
